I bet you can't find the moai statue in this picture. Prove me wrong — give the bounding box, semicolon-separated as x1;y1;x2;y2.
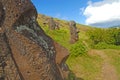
0;0;67;80
48;17;56;30
54;42;70;79
55;22;60;30
69;21;79;43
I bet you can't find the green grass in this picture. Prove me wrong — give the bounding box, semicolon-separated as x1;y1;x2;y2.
70;41;88;57
40;25;71;49
37;14;102;80
37;14;120;80
94;42;120;49
66;53;102;80
104;49;120;79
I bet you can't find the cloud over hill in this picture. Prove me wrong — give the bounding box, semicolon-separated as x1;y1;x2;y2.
83;0;120;27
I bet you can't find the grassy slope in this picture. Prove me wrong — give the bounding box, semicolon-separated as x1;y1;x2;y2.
103;49;120;79
37;14;92;49
37;14;120;80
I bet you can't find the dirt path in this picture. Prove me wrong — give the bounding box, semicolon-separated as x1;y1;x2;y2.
91;50;119;80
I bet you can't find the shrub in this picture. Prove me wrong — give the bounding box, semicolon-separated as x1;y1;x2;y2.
94;42;108;49
70;41;88;57
94;42;120;49
66;71;82;80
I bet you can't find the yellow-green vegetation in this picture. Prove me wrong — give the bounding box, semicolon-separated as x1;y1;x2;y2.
104;49;120;79
87;28;120;49
67;53;102;80
37;14;92;49
37;14;120;80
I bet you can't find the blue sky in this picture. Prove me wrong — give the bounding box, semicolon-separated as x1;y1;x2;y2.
31;0;100;24
31;0;120;28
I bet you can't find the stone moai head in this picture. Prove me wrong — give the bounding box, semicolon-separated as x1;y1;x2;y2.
69;21;76;27
48;17;56;30
69;21;79;43
0;0;64;80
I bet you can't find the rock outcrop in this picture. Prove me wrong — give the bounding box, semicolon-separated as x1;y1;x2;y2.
0;0;69;80
69;21;79;43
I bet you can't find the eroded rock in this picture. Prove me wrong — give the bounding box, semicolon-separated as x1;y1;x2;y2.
0;0;69;80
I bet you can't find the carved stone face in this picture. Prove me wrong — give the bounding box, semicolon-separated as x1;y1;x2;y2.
69;21;76;27
0;0;64;80
69;21;79;43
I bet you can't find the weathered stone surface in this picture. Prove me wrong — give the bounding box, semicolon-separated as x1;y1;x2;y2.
69;21;79;43
55;22;60;30
0;0;69;80
48;17;59;30
54;42;70;79
48;17;56;30
0;2;5;27
0;33;22;80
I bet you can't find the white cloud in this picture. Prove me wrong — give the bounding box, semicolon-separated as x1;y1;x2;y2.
83;0;120;27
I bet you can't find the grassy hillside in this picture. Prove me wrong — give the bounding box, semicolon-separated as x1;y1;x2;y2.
37;14;92;49
37;14;120;80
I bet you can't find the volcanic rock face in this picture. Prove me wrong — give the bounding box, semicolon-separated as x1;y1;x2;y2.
69;21;79;43
0;0;69;80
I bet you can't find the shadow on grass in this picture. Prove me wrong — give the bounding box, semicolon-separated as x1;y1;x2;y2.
66;71;84;80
